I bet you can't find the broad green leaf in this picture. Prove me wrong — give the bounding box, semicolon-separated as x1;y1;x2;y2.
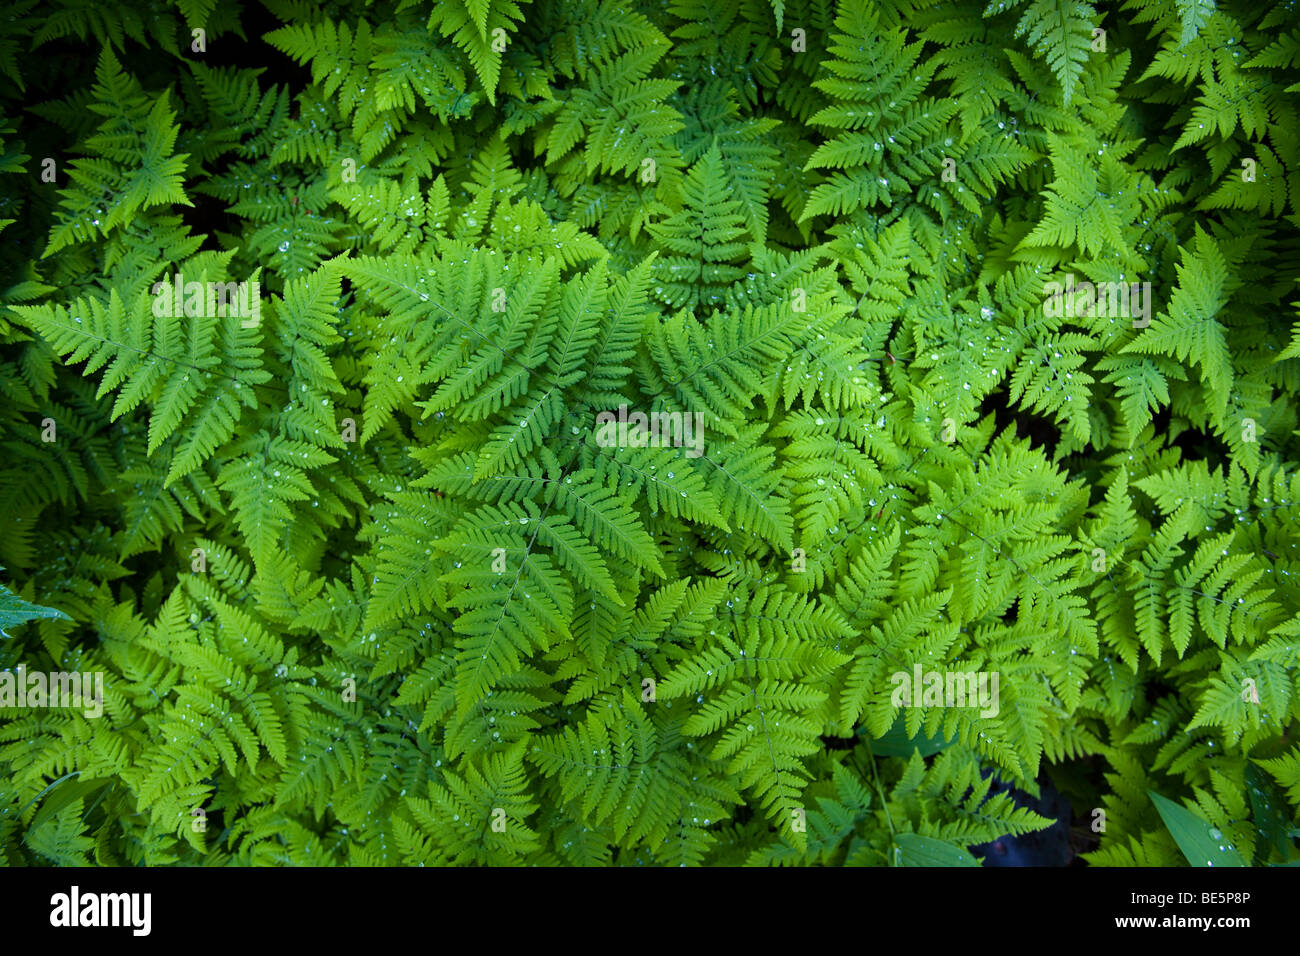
1148;791;1248;867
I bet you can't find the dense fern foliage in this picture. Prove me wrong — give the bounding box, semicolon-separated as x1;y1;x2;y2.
1;0;1299;867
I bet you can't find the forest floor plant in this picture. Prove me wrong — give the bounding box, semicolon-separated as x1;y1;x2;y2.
0;0;1298;867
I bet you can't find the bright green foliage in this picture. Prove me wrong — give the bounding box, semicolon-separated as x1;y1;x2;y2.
0;571;71;638
648;145;755;311
0;0;1298;869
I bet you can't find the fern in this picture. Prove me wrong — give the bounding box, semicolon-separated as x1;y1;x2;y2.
1;0;1299;872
